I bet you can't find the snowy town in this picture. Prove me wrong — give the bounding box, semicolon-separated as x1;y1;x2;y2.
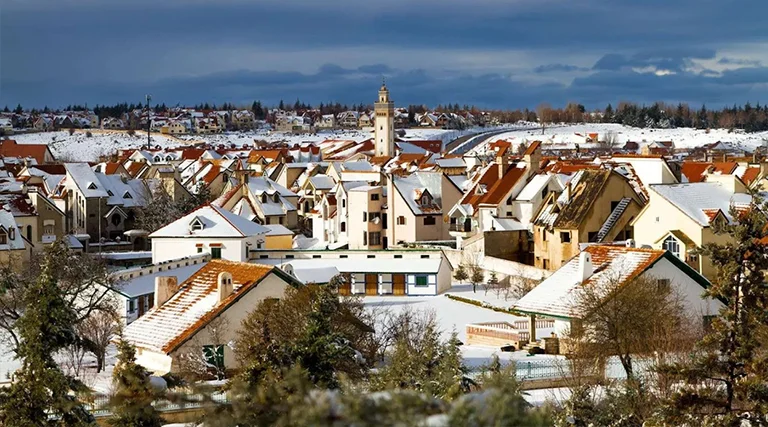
0;81;767;425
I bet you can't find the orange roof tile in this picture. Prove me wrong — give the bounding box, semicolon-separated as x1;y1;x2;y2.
0;140;53;164
681;162;712;183
741;167;760;186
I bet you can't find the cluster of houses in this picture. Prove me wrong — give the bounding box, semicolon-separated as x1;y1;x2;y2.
0;85;762;376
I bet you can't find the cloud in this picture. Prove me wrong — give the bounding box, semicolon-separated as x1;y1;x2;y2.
533;64;590;74
718;57;762;66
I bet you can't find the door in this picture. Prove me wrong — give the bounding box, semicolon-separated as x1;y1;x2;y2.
393;274;406;296
365;274;378;295
338;281;351;296
138;296;146;317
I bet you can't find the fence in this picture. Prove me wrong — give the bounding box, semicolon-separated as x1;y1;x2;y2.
87;390;229;418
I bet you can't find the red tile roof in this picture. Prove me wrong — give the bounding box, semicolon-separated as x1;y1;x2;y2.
741;167;760;186
0;140;53;164
680;162;712;183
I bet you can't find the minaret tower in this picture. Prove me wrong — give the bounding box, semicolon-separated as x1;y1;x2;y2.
374;81;395;157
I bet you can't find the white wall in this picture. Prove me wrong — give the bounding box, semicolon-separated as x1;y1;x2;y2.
641;257;722;319
152;237;248;263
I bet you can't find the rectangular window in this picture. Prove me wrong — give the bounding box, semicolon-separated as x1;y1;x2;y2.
541;230;547;241
560;232;571;243
424;216;436;226
657;279;671;292
415;276;428;287
279;217;284;225
197;247;203;253
420;254;429;259
0;233;6;245
394;254;403;259
541;188;548;199
367;255;375;259
363;231;367;246
211;247;222;259
370;232;381;245
260;255;269;259
128;299;135;313
363;212;367;222
285;254;294;259
203;345;225;370
397;216;406;225
506;197;512;205
381;273;392;282
340;255;348;259
371;194;379;201
542;259;549;269
369;212;381;222
382;214;388;230
342;199;346;208
313;255;321;259
587;231;598;242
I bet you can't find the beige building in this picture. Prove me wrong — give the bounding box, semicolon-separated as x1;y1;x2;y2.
347;185;386;249
374;84;395;157
630;180;749;279
533;168;645;270
388;172;462;245
123;260;302;374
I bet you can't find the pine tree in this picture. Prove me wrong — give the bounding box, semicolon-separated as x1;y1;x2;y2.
2;106;9;113
453;264;468;284
0;244;94;426
109;339;163;427
658;194;768;423
14;104;22;114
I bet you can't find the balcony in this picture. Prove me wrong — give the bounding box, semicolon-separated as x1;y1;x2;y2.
449;221;474;238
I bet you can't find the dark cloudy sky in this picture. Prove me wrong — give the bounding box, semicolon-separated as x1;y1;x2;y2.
2;0;767;109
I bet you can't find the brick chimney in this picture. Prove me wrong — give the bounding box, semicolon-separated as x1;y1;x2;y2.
154;276;178;307
217;272;234;303
496;151;508;180
578;251;593;283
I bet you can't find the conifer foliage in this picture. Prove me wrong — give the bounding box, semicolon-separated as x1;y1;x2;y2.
108;339;163;427
0;246;94;426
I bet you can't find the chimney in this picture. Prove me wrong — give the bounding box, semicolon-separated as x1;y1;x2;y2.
217;272;234;303
154;276;178;307
625;239;635;248
565;180;572;200
578;251;593;283
496;152;508;180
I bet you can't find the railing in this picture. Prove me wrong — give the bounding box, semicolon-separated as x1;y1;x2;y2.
450;223;473;233
86;390;229;417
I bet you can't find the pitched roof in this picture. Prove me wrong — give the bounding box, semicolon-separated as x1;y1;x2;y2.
740;167;760;186
514;246;669;318
123;260;284;353
536;169;614;229
149;204;269;238
681;162;712;183
649;182;752;226
458;162;527;212
0;140;53;164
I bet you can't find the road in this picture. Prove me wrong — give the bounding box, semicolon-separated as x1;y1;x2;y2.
446;128;513;155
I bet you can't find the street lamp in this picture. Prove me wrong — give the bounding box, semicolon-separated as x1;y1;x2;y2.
145;94;152;150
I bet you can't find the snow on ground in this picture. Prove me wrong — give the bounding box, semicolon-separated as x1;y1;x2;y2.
175;129;372;147
363;294;560;370
445;283;519;309
13;130;182;161
468;123;768;155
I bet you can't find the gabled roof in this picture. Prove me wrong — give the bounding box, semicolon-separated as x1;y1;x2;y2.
457;162;527;213
0;140;53;164
513;245;707;319
149;204;269;238
392;172;443;215
536;169;616;229
123;260;300;353
649;182;751;226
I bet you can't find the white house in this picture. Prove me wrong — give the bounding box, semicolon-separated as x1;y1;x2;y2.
149;204;269;263
514;244;723;341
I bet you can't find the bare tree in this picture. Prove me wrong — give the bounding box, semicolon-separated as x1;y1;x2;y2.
0;241;119;353
566;267;692;381
599;130;619;152
80;308;119;372
178;316;231;382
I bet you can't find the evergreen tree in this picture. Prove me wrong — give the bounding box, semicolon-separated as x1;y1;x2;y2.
2;106;9;113
658;194;768;423
453;264;468;284
14;104;22;114
0;243;94;426
109;339;163;427
278;99;285;111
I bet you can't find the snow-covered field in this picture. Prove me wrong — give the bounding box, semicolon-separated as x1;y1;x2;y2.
468;123;768;155
10;128;463;162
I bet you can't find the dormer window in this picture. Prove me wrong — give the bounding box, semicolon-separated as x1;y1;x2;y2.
107;190;114;197
273;193;280;203
87;182;97;190
261;194;267;203
189;217;204;232
123;192;133;199
421;195;429;205
0;230;6;245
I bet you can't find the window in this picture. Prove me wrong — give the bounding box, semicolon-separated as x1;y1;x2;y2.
369;212;382;223
107;190;114;197
342;199;346;208
560;231;571;243
190;219;204;231
394;254;403;259
542;230;547;241
542;259;549;269
450;217;457;225
662;235;680;257
111;214;121;226
123;192;133;199
415;276;428;287
610;201;619;212
44;224;54;235
367;255;376;259
211;247;222;259
128;299;135;313
26;226;31;241
397;216;406;225
340;222;346;232
541;187;548;199
371;193;379;201
87;182;97;190
506;197;513;205
278;217;284;225
587;231;598;242
382;213;388;229
313;255;321;259
657;279;671;292
8;228;14;240
203;345;225;370
424;216;436;226
197;247;203;253
363;212;368;222
370;232;381;246
420;254;429;259
340;255;348;259
285;254;294;259
260;254;268;259
363;231;367;246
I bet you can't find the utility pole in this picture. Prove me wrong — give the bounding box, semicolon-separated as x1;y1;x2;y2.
146;94;152;151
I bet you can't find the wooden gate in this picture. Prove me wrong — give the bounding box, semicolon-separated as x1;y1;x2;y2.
393;274;406;296
365;274;378;296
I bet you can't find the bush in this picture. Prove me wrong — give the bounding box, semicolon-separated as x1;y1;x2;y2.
127;129;136;136
85;131;93;138
68;128;75;135
528;346;545;355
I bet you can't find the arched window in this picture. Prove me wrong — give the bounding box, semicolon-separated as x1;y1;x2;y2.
111;214;122;226
662;235;680;257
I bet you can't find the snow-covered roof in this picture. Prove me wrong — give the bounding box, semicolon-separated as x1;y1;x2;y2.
516;174;557;201
264;224;294;236
65;163;109;198
308;174;335;190
0;209;24;250
435;157;466;168
124;260;288;353
649;182;752;226
149;204;269;238
115;261;207;298
284;264;339;284
515;246;671;318
392;172;443;215
270;257;443;274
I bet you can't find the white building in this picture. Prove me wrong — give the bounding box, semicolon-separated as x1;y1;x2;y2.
514;244;723;341
149;204;268;263
374;84;395;157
